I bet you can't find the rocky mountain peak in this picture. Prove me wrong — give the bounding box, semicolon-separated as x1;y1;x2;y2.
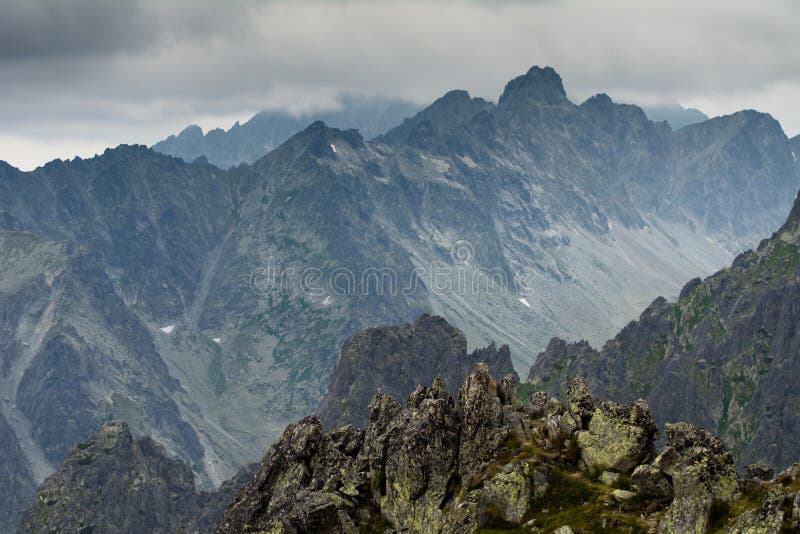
262;120;365;164
379;89;494;145
17;420;255;534
498;65;568;106
176;124;204;140
581;92;615;109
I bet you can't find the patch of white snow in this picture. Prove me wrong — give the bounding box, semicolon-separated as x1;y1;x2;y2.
160;325;175;334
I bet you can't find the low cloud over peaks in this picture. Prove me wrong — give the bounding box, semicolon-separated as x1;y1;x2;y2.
1;0;799;169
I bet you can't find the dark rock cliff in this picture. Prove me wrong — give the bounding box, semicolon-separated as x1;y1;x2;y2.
316;314;517;428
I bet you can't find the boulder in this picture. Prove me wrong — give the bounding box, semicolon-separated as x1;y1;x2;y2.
575;399;658;473
566;377;594;429
745;464;774;481
631;464;673;499
655;423;738;534
727;487;790;533
612;489;636;502
599;471;620;486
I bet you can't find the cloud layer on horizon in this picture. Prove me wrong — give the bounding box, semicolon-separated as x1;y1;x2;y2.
1;0;799;170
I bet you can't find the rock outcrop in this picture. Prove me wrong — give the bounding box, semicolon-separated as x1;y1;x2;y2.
217;366;800;533
17;422;255;534
316;314;517;428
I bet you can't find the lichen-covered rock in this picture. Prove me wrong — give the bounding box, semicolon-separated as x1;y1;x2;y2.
575;399;657;473
612;489;636;502
218;365;539;533
526;390;564;419
656;423;738;534
378;379;461;532
631;464;673;499
566;377;595;429
599;471;620;486
746;463;775;481
217;417;371;533
726;487;790;533
458;364;507;482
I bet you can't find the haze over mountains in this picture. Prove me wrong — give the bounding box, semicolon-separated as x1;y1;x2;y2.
152;96;421;169
1;65;800;529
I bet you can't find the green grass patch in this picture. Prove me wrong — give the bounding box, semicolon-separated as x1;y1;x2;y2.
517;382;536;404
75;453;95;466
763;240;799;276
525;470;648;533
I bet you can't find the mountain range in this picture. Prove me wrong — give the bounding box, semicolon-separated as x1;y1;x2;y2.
2;65;800;529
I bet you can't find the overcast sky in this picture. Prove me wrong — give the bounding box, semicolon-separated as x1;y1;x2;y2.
1;0;799;170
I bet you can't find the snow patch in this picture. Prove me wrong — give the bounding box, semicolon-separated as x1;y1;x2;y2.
330;144;337;153
518;297;532;308
322;296;333;306
212;338;222;344
160;325;175;334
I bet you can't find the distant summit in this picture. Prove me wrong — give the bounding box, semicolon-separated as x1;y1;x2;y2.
152;95;420;168
379;89;494;146
498;65;569;106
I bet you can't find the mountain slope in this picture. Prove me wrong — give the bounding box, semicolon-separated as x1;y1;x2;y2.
152;95;420;169
529;190;800;471
0;410;35;529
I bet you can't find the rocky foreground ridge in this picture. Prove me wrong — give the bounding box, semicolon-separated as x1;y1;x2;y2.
217;366;800;533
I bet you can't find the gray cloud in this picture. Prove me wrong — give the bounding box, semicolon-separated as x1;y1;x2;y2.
1;0;799;170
